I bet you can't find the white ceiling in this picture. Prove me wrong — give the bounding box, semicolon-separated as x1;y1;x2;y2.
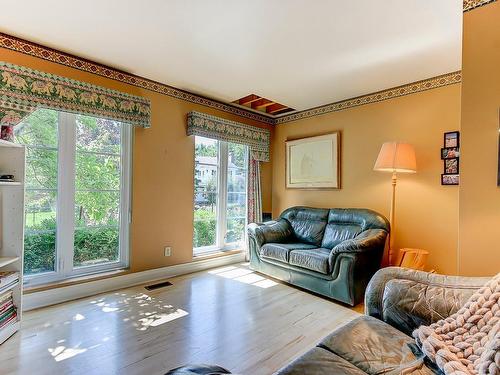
0;0;463;112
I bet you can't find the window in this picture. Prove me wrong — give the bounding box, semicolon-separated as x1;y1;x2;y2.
16;109;131;284
193;136;248;255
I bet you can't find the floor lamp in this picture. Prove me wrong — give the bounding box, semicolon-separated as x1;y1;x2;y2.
374;142;416;265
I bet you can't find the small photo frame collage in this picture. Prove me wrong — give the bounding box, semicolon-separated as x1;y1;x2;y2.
441;131;460;185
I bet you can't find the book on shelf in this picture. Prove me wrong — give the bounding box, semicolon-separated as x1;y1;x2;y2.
0;272;19;294
0;272;19;288
0;296;13;314
0;291;12;305
0;291;16;330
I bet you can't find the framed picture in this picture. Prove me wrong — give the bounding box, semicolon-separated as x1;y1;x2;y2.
441;147;460;159
285;132;340;189
444;131;460;148
444;158;459;174
441;174;459;185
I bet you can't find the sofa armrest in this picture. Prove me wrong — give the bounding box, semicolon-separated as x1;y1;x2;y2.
331;229;387;255
247;219;294;248
365;267;490;336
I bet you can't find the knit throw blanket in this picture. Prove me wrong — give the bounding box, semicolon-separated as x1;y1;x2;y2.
413;274;500;375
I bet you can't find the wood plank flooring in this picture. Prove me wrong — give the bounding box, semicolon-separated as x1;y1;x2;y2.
0;263;360;375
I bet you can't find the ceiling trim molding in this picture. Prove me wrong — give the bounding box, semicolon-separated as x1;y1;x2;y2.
0;32;275;125
463;0;497;12
274;71;462;124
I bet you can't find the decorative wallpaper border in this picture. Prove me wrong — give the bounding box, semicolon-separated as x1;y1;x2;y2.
0;33;275;125
463;0;497;12
0;61;151;127
274;71;462;124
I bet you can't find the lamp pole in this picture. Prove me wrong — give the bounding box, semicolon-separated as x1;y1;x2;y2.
388;171;397;265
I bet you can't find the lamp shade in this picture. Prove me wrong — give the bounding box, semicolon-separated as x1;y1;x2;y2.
374;142;416;173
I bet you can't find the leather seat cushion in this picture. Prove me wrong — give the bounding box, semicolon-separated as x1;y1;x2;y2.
260;243;316;263
319;316;437;374
275;347;366;375
289;248;331;274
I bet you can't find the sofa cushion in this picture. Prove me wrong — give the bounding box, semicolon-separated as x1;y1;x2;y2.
275;347;366;375
260;243;316;263
289;248;331;274
321;209;389;249
321;223;362;249
319;316;437;374
280;207;329;246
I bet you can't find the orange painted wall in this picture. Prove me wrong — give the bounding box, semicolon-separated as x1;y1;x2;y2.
272;84;462;274
0;47;273;273
458;2;500;276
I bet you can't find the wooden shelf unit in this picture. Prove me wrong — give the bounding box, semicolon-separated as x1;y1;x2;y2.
0;141;25;345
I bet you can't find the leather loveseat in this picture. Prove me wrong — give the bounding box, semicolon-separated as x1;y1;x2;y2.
247;206;389;306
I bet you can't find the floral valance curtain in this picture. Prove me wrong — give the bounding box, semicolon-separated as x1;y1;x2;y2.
0;62;151;128
186;111;270;162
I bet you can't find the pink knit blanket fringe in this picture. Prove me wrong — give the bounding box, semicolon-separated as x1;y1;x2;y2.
413;273;500;375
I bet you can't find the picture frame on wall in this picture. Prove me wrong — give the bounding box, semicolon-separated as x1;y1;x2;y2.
441;147;460;159
444;158;459;174
444;131;460;148
441;174;459;185
285;132;340;189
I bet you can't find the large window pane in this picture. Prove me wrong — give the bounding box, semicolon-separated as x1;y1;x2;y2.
15;109;59;276
226;143;248;245
193;137;219;249
15;109;130;283
74;117;122;268
192;138;248;253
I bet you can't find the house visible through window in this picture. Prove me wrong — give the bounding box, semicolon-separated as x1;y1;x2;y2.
15;109;131;284
193;136;248;254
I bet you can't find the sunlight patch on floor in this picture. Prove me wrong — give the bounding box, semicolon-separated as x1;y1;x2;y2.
48;345;88;362
137;308;189;331
87;291;191;331
208;265;278;289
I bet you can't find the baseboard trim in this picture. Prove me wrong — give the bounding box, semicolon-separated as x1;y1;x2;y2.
23;252;246;311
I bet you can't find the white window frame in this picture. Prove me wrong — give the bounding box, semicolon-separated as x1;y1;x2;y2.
24;111;132;286
193;138;248;256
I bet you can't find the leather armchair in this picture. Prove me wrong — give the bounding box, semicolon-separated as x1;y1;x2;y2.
365;266;490;336
274;268;490;374
248;207;389;306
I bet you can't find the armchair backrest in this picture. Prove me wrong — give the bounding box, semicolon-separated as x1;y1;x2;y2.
279;206;389;249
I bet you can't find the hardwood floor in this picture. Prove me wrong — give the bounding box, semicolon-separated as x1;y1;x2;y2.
0;263;360;375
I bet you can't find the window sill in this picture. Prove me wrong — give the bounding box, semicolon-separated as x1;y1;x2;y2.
24;268;129;294
193;249;244;261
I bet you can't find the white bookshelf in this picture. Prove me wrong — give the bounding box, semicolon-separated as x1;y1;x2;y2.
0;139;25;345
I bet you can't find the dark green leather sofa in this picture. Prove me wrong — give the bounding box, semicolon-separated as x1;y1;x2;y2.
247;206;389;306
